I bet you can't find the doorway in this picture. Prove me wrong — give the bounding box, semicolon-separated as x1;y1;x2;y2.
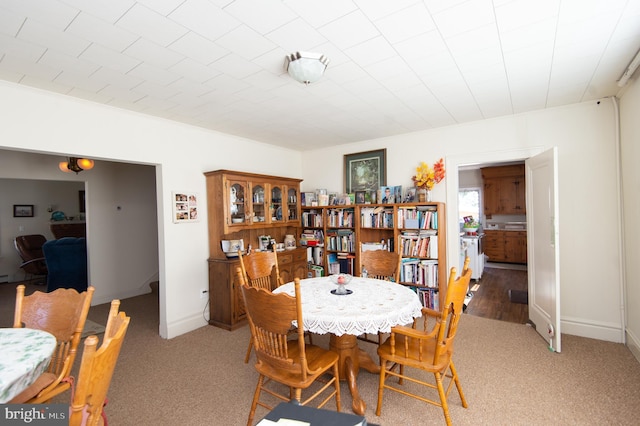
446;148;543;324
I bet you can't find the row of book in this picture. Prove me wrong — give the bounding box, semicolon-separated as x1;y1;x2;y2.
326;230;355;252
300;229;324;246
400;258;438;287
327;252;355;275
399;232;438;258
397;207;438;229
327;208;355;228
410;287;440;310
359;206;394;229
301;211;323;228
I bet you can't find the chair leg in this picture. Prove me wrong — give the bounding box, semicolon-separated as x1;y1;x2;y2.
247;375;264;426
435;372;452;426
376;359;387;416
449;360;468;408
333;362;341;412
244;338;253;364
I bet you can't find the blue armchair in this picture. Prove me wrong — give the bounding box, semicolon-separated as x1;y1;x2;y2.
42;237;88;292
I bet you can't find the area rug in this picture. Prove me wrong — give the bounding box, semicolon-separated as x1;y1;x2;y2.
508;289;528;304
81;319;106;338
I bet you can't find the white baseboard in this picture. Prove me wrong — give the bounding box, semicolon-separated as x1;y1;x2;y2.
561;316;625;343
626;329;640;363
164;310;209;339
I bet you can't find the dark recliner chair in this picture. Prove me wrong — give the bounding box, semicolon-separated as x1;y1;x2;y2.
14;234;49;280
42;237;88;292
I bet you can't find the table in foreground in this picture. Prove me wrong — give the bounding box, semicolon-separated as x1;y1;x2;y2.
259;402;372;426
0;328;57;403
274;276;422;415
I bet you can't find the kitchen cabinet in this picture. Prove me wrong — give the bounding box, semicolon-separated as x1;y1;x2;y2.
204;170;304;330
482;165;526;215
483;230;527;264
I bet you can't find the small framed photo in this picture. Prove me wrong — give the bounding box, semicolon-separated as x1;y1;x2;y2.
304;192;316;206
172;192;199;223
404;187;416;203
328;193;338;206
355;190;366;204
13;204;34;217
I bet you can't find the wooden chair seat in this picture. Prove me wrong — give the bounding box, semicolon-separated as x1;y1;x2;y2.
241;278;341;426
10;284;94;404
376;262;472;426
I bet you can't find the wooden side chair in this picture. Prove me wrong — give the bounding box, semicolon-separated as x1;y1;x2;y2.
69;299;130;426
241;278;341;426
358;245;402;345
375;265;472;426
10;284;95;404
237;246;283;290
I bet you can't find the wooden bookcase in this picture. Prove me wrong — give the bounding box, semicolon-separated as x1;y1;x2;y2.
300;202;447;309
204;170;305;330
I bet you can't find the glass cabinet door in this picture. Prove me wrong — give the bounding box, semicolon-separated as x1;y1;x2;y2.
271;185;283;223
251;184;266;224
228;181;246;226
287;187;299;221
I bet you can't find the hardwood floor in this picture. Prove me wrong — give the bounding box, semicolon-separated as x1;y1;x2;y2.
464;263;529;324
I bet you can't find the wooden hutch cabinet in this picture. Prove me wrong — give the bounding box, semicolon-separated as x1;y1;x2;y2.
204;170;305;330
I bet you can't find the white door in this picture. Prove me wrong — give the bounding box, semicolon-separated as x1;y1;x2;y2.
525;148;561;352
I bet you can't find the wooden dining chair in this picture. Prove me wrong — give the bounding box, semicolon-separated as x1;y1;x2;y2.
69;299;130;426
241;278;341;426
237;246;283;291
10;284;95;404
358;245;402;345
375;264;472;426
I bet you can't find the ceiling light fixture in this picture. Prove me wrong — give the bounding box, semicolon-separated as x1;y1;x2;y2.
285;51;329;85
617;48;640;87
59;157;95;174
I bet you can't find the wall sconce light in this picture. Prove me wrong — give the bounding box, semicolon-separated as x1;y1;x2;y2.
59;157;94;174
284;51;329;85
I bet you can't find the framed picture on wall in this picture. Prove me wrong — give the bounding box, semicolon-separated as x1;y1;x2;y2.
13;205;34;217
172;192;199;223
344;149;386;194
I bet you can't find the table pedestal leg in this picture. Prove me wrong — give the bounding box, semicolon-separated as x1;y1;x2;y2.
329;334;379;415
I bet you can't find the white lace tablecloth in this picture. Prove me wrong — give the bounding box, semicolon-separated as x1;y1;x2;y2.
274;276;423;336
0;328;57;403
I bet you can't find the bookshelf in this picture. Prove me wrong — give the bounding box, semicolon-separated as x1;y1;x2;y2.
300;202;447;308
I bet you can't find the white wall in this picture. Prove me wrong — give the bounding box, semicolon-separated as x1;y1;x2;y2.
302;98;626;343
0;178;84;280
619;76;640;360
0;81;302;338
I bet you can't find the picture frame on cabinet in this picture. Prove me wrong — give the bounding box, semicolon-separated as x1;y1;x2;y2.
172;191;199;223
355;191;366;204
303;192;316;206
381;186;394;204
328;193;338;205
344;148;386;193
404;187;416;203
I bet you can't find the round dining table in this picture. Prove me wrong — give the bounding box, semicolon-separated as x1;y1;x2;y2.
0;328;57;403
274;276;423;415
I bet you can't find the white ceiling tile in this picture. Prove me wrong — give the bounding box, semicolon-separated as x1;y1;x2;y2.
80;44;140;74
136;0;185;16
224;0;297;34
495;0;560;33
168;0;240;41
354;0;422;22
319;11;380;49
116;3;187;47
100;85;146;102
62;0;136;24
345;36;397;67
125;38;185;69
210;53;262;79
38;50;99;77
0;33;47;62
90;67;143;90
0;55;59;80
215;25;276;60
499;19;557;53
168;32;228;65
0;7;26;37
374;3;435;44
432;0;495;39
169;59;220;84
67;12;138;52
18;76;71;94
55;71;108;92
265;19;327;53
18;18;90;57
283;0;357;28
0;0;78;30
128;63;180;86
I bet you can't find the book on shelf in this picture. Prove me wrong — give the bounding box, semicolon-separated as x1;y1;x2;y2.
361;241;385;252
308;264;324;278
